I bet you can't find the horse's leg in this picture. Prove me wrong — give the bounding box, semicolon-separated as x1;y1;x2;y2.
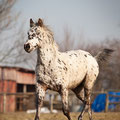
79;75;95;120
84;88;92;120
83;76;96;120
72;81;85;103
35;83;46;120
61;89;72;120
78;88;92;120
87;94;92;120
73;79;93;120
72;85;85;120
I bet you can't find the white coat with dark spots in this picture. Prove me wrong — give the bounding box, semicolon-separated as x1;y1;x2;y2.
24;18;113;120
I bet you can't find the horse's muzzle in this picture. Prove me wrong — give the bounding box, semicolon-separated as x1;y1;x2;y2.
24;43;31;53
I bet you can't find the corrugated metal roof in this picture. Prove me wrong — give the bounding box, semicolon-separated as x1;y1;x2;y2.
0;65;35;73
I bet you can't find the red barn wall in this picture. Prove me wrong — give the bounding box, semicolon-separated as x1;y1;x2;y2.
16;71;35;84
0;67;35;85
0;80;16;112
0;66;35;112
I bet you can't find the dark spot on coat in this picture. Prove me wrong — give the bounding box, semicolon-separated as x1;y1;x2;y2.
84;54;87;57
63;67;68;71
69;54;73;57
94;74;96;77
48;60;51;66
37;32;40;35
47;72;50;75
30;29;34;32
51;69;53;72
49;80;53;85
74;53;78;57
62;61;66;65
38;37;41;41
58;59;61;64
32;33;36;37
47;34;51;39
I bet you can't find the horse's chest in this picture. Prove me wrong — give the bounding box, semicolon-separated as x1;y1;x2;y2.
36;65;63;91
37;75;63;91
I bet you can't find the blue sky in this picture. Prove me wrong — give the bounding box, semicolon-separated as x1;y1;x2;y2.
14;0;120;43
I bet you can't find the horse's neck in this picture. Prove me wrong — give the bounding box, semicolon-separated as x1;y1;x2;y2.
37;43;58;66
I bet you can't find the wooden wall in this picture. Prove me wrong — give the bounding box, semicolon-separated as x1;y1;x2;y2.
0;80;16;112
0;67;35;84
0;66;35;112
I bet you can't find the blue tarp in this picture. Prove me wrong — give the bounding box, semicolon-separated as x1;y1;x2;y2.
91;91;120;112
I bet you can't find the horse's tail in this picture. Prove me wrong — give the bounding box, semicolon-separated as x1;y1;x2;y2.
95;49;114;66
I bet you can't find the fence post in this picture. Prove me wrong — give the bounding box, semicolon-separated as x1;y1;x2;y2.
105;92;109;112
49;94;53;113
23;84;27;111
3;93;6;113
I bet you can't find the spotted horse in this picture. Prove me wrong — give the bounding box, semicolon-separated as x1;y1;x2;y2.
24;18;113;120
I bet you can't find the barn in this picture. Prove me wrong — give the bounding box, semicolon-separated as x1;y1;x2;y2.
0;66;35;112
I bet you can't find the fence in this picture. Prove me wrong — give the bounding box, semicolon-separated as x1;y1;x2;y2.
0;90;120;113
0;92;36;112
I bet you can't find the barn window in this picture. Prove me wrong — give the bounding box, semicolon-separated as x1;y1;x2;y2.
27;85;35;92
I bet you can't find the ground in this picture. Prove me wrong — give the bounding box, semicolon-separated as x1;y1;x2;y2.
0;112;120;120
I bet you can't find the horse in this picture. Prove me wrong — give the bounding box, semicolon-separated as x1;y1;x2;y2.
24;18;113;120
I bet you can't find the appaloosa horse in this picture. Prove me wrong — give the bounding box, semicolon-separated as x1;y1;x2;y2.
24;18;113;120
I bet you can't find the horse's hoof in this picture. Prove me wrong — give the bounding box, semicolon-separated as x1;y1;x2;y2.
35;116;39;120
78;116;82;120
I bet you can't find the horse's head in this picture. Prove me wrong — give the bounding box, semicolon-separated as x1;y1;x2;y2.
24;18;45;53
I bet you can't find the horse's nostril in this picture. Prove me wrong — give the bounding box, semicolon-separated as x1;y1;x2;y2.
24;43;30;50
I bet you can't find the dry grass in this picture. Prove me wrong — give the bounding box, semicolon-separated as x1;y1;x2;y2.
0;112;120;120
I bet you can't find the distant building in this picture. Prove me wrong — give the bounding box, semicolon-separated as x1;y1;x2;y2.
0;66;35;112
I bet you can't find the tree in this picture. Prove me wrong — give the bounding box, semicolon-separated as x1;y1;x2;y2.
0;0;19;63
0;0;36;69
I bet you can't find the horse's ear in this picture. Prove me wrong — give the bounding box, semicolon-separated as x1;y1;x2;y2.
37;18;43;27
30;18;35;27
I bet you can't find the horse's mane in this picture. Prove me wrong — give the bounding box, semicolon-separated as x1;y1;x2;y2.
42;23;59;50
34;20;59;50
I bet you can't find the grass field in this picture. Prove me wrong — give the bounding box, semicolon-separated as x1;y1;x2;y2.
0;112;120;120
